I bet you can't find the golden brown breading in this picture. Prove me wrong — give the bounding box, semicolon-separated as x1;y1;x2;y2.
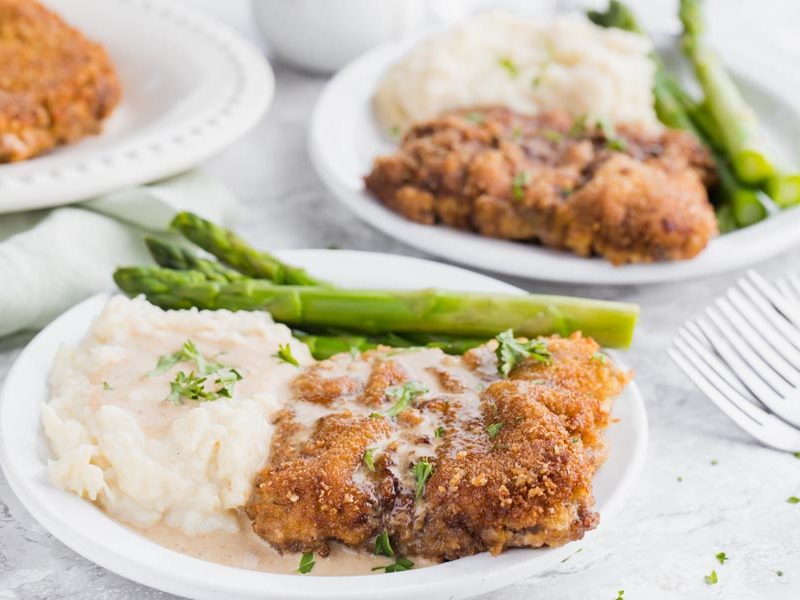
0;0;121;162
365;106;718;265
246;335;629;561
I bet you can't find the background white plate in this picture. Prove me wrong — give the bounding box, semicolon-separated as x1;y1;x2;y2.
0;0;274;213
308;39;800;285
0;250;647;600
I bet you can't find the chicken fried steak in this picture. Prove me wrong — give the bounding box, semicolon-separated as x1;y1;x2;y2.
246;332;629;561
0;0;121;162
365;107;718;265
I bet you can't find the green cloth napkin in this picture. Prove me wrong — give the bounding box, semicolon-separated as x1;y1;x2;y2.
0;171;238;338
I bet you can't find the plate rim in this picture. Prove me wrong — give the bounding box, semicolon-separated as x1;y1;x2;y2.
0;0;274;213
0;249;648;600
308;38;800;285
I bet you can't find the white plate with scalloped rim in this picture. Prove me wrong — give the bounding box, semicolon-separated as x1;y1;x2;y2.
308;35;800;285
0;250;647;600
0;0;273;213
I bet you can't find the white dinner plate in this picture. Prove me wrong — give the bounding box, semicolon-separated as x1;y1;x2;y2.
308;38;800;285
0;0;274;213
0;250;647;600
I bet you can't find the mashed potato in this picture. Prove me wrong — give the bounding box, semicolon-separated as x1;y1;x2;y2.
375;12;659;133
42;296;312;535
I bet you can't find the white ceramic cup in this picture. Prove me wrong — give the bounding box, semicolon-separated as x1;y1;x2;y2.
251;0;472;74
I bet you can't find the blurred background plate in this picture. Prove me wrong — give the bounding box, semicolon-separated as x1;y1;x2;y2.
308;38;800;285
0;0;274;213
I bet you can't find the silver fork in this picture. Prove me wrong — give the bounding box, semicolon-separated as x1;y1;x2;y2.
669;270;800;452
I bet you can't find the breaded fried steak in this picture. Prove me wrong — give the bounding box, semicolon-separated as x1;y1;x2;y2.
0;0;121;162
364;107;718;265
246;333;629;561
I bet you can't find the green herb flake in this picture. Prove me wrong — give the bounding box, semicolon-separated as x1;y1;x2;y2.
498;56;519;78
705;569;718;585
788;496;800;504
793;451;800;459
363;448;376;472
511;126;524;140
369;412;384;419
711;459;718;465
512;171;531;201
495;329;551;378
463;111;485;124
390;125;401;138
606;137;628;151
777;570;784;577
677;476;683;482
149;339;224;377
297;552;315;574
372;556;414;573
434;426;445;439
541;129;563;143
615;591;624;600
487;422;505;439
412;458;433;500
374;531;394;557
716;551;728;565
569;114;587;137
386;381;428;417
102;381;112;391
274;343;300;367
591;351;607;364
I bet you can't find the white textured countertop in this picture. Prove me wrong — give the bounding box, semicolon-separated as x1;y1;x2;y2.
2;1;800;598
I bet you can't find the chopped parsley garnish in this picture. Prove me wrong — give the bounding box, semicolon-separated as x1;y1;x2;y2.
434;426;445;439
102;381;112;391
487;422;505;439
511;126;524;140
541;129;563;143
777;570;784;577
149;339;223;377
495;329;551;378
704;569;718;585
677;476;683;482
512;171;531;201
412;458;433;500
274;343;300;367
591;351;607;364
374;531;394;557
615;591;624;600
463;111;485;124
794;451;800;459
716;551;728;565
369;412;384;419
711;459;718;465
390;125;401;138
569;114;587;136
297;552;315;574
363;448;376;472
498;56;519;78
606;137;628;151
386;381;428;417
788;496;800;504
372;557;414;573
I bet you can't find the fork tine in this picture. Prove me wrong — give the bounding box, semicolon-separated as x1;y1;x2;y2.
738;279;800;352
670;346;800;452
703;309;794;396
714;297;800;384
678;326;754;400
747;270;800;326
695;316;800;427
725;288;800;369
669;347;774;440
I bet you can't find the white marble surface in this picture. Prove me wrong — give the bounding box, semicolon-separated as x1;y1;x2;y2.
2;1;800;598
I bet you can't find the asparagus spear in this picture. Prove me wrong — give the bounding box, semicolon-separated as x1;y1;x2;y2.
170;212;329;286
293;330;486;360
765;174;800;208
114;266;639;348
678;0;775;185
145;237;243;282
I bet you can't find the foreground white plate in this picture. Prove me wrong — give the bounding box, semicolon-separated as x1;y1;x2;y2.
308;39;800;284
0;0;273;213
0;251;647;600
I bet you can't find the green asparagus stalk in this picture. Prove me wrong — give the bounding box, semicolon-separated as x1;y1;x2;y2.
292;330;486;360
678;0;775;185
114;266;639;348
170;212;329;286
765;174;800;208
145;237;243;282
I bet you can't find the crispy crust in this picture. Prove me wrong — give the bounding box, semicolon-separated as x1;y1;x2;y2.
0;0;121;162
247;334;630;560
364;106;718;265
